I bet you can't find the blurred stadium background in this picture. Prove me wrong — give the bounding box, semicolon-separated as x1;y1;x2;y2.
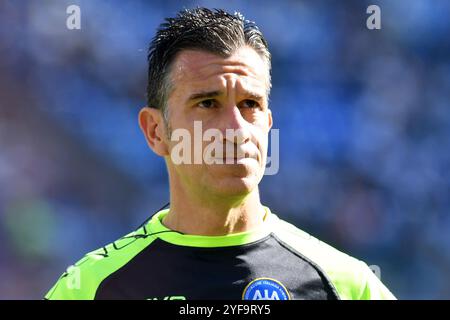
0;0;449;299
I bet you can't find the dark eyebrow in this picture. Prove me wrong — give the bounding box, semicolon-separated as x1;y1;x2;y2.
186;89;266;103
243;90;265;102
187;91;222;102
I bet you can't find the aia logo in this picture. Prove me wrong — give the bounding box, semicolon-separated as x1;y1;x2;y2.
242;278;290;300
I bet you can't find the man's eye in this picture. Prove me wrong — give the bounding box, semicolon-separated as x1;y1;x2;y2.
197;99;217;109
239;99;260;109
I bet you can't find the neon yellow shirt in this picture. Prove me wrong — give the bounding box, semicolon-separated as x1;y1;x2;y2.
46;207;396;300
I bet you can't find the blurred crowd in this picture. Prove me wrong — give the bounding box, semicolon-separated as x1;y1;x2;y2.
0;0;449;299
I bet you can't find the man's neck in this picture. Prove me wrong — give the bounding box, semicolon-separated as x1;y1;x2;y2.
162;187;266;236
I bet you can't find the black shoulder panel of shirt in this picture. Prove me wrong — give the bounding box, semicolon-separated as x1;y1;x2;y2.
94;233;339;300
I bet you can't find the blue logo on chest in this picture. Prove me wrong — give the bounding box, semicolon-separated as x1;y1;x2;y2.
242;278;290;300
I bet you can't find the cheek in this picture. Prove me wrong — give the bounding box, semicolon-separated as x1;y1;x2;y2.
258;136;269;161
248;110;271;128
241;110;261;124
252;118;270;143
249;127;269;162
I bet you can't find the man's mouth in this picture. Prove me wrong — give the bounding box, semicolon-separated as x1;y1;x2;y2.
213;154;258;164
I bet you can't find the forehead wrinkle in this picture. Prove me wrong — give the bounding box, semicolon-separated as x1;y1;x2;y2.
173;49;263;75
170;49;269;96
188;74;266;99
185;62;256;82
235;77;266;97
189;63;266;93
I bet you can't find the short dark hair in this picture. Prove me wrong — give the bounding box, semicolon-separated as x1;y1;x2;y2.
146;7;271;122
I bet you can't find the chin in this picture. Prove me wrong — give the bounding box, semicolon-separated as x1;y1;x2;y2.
203;163;264;197
210;175;260;198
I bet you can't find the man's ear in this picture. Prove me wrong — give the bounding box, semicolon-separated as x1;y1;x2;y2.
267;109;273;130
138;106;170;156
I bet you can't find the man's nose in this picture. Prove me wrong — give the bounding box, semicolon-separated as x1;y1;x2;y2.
220;105;251;144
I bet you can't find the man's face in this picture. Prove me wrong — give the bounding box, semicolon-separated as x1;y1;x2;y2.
164;46;272;198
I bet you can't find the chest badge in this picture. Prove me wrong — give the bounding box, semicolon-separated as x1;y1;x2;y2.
242;277;291;300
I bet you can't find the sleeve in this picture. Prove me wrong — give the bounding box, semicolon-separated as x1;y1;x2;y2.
45;263;96;300
355;262;396;300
